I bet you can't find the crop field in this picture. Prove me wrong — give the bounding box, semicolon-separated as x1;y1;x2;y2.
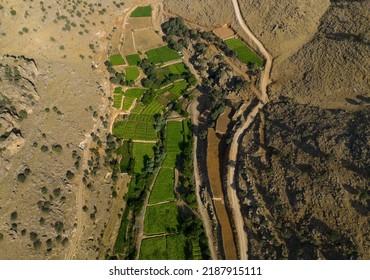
114;87;123;94
139;236;167;260
110;53;126;65
132;142;155;173
167;80;187;101
149;168;175;204
163;121;184;168
141;100;165;115
140;234;186;260
146;46;180;64
224;38;264;67
144;202;179;235
168;62;188;75
126;66;140;82
130;6;152;17
166;234;186;260
122;88;146;111
126;54;141;66
192;240;202;260
113;118;156;141
134;28;164;52
122;96;136;111
113;94;123;109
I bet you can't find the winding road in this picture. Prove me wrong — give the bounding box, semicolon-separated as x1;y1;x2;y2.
227;0;273;260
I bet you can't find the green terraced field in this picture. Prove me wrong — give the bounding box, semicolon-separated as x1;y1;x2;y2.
141;100;165;115
139;236;167;260
113;94;123;109
144;202;179;235
163;121;184;168
146;46;180;64
122;88;146;111
130;6;152;17
225;38;264;67
139;234;186;260
166;234;186;260
149;168;175;204
126;66;140;82
132;142;155;173
167;80;187;101
167;62;188;75
126;54;141;66
110;53;125;65
114;87;123;94
112;118;156;141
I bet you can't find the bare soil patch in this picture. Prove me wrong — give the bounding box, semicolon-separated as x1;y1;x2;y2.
133;28;165;52
213;26;235;40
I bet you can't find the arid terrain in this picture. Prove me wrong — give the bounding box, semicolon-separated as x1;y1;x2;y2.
0;0;368;260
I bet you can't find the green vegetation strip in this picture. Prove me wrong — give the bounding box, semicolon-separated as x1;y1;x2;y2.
144;202;179;235
126;54;141;66
149;168;175;204
130;6;152;17
110;53;126;66
224;38;264;67
146;46;180;64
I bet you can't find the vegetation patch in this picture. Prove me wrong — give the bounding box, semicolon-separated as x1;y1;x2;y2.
163;121;184;168
139;236;167;260
144;202;179;235
145;46;180;64
125;66;140;82
113;94;123;109
166;233;186;260
224;38;264;67
126;54;141;66
130;6;152;18
110;53;126;66
132;142;155;173
149;168;175;204
120;140;134;173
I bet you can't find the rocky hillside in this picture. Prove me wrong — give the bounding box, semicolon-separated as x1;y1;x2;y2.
237;99;369;259
0;55;39;171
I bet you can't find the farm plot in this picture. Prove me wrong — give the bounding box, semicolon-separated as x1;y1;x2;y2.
139;236;167;260
134;29;164;52
126;54;141;66
149;168;175;204
144;202;179;235
113;94;123;109
126;66;140;82
140;234;186;260
130;6;152;17
224;38;264;67
166;234;186;260
110;53;125;65
114;87;123;94
166;80;188;101
113;117;156;141
141;100;165;115
146;46;180;64
122;88;146;111
132;142;155;173
167;62;188;75
163;121;184;168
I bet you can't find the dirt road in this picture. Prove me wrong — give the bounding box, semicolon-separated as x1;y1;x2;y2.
227;0;273;260
232;0;272;103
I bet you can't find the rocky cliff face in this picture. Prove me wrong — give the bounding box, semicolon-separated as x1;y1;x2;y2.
0;55;39;170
